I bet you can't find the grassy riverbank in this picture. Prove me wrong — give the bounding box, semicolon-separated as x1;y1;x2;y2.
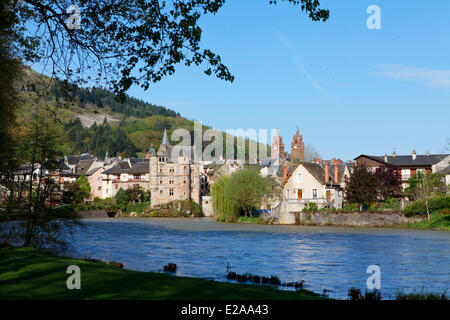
403;214;450;231
0;246;325;300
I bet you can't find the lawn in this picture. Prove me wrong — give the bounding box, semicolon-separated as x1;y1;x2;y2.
0;246;325;300
404;214;450;231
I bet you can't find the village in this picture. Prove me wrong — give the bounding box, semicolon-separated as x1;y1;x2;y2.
4;126;449;225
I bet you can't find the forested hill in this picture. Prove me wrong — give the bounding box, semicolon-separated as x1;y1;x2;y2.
16;67;196;159
49;80;180;119
17;67;269;160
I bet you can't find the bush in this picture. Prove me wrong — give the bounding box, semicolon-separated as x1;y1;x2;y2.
302;202;318;212
342;203;359;212
404;196;450;217
429;196;450;213
385;197;401;210
404;202;426;217
396;290;448;300
347;287;382;300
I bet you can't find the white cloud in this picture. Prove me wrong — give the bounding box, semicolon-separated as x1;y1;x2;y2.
373;65;450;88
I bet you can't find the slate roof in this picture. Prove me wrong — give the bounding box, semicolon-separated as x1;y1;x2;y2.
66;154;95;165
282;161;337;187
42;159;70;171
73;159;95;175
103;158;149;175
355;154;449;167
328;163;352;183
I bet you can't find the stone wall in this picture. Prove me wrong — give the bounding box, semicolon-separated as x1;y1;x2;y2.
77;210;110;218
269;211;425;227
201;196;214;217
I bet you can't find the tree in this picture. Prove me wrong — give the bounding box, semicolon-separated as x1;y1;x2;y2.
125;185;146;203
115;188;129;207
224;168;272;218
374;166;402;200
212;176;240;222
9;0;329;95
412;172;446;222
70;174;91;204
303;144;321;162
344;165;379;211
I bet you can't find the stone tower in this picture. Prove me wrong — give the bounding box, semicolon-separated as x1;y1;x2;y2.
271;129;285;160
291;127;305;163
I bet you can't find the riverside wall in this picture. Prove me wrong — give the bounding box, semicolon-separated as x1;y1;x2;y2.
271;211;425;227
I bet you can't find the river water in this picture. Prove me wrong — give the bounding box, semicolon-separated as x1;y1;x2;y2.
64;218;450;299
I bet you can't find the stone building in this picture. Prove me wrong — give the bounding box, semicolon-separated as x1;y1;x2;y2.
290;128;305;163
147;129;203;206
102;129;205;206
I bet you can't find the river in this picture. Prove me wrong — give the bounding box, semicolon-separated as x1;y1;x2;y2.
64;218;450;299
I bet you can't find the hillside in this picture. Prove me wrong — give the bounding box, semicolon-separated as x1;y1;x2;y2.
16;67;269;160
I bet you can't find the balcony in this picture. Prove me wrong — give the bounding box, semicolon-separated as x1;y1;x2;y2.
287;198;331;204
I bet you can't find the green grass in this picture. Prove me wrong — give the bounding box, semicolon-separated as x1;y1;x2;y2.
0;246;325;300
124;202;151;215
237;216;263;224
404;214;450;231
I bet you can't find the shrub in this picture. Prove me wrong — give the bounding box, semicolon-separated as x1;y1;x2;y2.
302;203;318;212
347;287;382;300
429;196;450;213
385;197;401;210
404;202;426;217
404;196;450;217
396;290;448;300
342;203;359;212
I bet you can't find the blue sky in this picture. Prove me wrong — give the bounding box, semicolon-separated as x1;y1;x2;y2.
53;1;450;161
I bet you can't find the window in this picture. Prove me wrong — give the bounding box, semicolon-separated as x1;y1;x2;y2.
169;180;174;184
286;188;289;199
312;189;318;199
98;186;102;191
297;173;303;183
169;189;174;196
160;190;163;194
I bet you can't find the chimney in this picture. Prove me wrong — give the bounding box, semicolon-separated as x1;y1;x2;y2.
426;150;430;156
325;162;329;184
283;166;287;180
393;151;397;157
412;150;417;160
334;165;339;183
384;153;388;163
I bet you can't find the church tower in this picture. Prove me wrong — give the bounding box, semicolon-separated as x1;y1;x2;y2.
291;127;305;163
271;129;285;160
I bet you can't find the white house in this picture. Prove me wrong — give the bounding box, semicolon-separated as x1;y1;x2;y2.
277;161;344;224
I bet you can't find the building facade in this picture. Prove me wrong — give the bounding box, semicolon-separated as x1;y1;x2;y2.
355;151;450;190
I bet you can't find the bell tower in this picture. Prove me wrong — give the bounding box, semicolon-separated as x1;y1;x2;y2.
271;129;285;160
291;126;304;163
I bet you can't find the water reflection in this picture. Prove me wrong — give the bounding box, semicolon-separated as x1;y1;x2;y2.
64;218;450;299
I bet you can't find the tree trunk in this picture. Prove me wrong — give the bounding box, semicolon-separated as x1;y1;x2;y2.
426;200;430;222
